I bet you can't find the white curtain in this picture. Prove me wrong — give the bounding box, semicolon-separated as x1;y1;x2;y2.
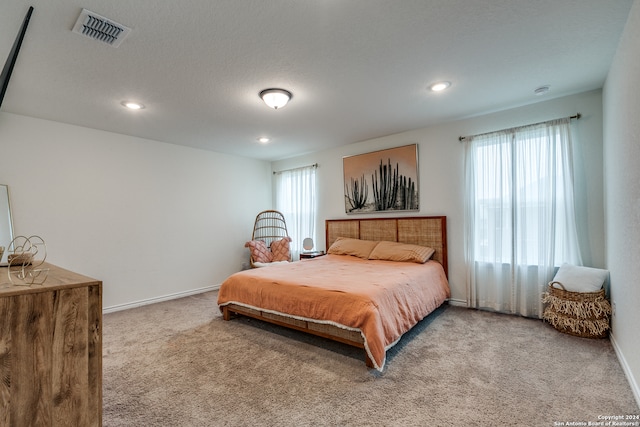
464;118;582;318
275;165;317;260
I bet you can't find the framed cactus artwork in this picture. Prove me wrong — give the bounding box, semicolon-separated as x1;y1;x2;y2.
343;144;419;214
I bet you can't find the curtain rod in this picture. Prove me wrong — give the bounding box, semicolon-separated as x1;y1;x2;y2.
458;113;581;142
273;163;318;175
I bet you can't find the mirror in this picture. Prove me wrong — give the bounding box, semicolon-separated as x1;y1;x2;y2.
0;184;15;265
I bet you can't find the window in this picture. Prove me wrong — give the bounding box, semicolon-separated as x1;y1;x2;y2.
464;118;582;317
275;165;317;259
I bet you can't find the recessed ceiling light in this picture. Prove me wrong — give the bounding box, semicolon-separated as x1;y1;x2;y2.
121;101;145;110
534;85;550;96
429;81;451;92
257;137;270;144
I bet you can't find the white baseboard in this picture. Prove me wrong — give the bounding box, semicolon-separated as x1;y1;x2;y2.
103;284;220;314
447;298;468;307
610;332;640;409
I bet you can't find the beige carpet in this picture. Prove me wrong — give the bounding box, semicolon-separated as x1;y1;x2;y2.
103;291;639;426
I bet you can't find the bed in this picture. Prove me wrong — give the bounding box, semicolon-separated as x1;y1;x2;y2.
217;216;450;371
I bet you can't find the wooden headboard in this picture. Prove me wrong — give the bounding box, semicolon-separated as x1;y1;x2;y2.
325;216;448;278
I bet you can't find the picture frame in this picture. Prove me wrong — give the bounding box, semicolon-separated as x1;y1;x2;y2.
343;144;419;214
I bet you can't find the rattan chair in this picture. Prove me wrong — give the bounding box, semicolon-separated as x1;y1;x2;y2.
247;210;291;267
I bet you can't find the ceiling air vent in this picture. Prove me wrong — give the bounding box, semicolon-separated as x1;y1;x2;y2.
71;9;131;48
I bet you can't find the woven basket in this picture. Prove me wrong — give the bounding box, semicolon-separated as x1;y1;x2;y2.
542;281;611;339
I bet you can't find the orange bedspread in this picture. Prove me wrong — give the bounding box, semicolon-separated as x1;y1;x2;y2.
217;254;450;371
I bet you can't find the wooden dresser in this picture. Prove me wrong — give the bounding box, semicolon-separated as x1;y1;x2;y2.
0;263;102;426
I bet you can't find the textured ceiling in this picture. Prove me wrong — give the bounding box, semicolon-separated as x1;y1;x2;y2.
0;1;633;161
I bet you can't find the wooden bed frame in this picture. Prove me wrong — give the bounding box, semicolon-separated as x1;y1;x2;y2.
221;215;448;368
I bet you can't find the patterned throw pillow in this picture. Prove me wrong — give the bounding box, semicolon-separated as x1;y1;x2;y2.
245;240;273;263
270;237;292;262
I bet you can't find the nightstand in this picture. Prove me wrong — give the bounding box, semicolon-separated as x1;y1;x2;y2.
299;251;325;259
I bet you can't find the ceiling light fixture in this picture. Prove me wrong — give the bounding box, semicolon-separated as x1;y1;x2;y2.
429;81;451;92
257;137;270;144
121;101;145;110
259;88;292;109
534;85;550;96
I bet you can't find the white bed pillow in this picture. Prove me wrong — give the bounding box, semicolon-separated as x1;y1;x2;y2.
551;263;609;293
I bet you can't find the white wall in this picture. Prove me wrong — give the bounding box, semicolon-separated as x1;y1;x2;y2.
0;112;272;309
603;0;640;405
273;90;605;306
